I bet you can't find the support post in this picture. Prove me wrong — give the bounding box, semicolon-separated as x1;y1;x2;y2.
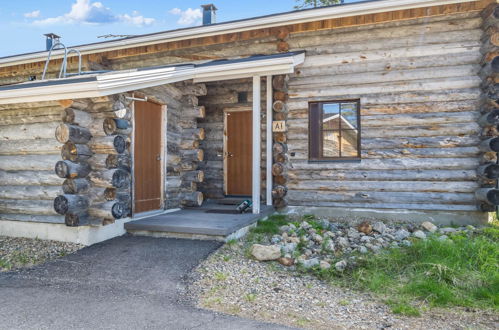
253;76;261;214
266;75;273;206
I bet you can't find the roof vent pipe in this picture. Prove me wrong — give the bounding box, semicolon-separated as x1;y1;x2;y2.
201;4;217;25
44;33;61;51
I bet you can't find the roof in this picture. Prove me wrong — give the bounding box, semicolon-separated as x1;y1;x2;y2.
0;0;477;68
0;52;305;104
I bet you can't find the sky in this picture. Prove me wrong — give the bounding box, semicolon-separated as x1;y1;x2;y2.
0;0;362;57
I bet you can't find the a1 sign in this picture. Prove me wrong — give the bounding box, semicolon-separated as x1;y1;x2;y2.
272;120;286;132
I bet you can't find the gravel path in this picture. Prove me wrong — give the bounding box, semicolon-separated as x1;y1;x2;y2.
0;236;83;271
189;243;498;330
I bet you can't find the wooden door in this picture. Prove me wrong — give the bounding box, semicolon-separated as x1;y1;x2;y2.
134;101;163;214
224;110;252;196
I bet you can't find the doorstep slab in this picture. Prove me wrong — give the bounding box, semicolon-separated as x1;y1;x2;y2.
125;205;274;237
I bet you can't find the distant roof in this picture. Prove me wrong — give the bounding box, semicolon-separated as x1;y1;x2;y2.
0;0;473;68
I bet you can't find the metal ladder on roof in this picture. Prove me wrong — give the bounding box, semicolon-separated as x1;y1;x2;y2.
41;41;82;80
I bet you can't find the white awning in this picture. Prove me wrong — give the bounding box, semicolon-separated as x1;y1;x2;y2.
0;52;305;105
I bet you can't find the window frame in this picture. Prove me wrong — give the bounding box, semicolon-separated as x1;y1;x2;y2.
308;99;361;162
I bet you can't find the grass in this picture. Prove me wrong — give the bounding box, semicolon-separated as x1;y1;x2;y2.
323;227;499;315
245;214;499;316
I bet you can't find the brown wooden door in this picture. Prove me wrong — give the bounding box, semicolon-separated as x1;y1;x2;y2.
134;101;163;214
225;110;252;196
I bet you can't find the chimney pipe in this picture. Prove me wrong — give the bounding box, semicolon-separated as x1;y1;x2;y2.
201;4;217;25
44;33;61;51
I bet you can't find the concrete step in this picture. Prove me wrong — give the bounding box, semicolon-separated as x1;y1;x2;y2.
125;206;274;241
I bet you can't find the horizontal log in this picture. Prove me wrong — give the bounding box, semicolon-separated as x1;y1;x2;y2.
181;170;204;183
477;163;499;180
61;142;93;162
179;139;200;150
90;135;128;154
0;139;61;156
181;149;204;162
55;124;92;144
0;199;59;216
286;190;475;206
272;185;288;199
183;106;206;119
0;155;61;171
182;128;205;140
475;188;499;205
89;202;126;219
62;178;90;194
54;194;89;215
273;100;287;113
0;170;63;186
103;118;132;136
479;137;499;152
478;109;499;127
62;108;92;127
88;169;131;188
273;142;288;155
105;154;131;170
272;162;286;176
55;160;91;179
0;106;62;126
0;213;64;224
0;185;61;200
65;212;94;227
179;191;203;207
288;169;477;182
0;122;59;141
274;175;287;185
289;158;479;170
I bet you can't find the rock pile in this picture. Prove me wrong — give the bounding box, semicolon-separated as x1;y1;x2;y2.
249;220;476;271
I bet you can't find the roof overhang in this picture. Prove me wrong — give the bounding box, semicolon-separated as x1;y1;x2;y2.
0;0;480;68
0;52;305;105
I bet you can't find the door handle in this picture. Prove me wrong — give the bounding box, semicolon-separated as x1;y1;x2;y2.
227;152;234;158
156;154;161;161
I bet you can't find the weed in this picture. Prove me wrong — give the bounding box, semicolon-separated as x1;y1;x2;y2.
250;215;289;235
245;293;257;302
222;255;231;262
214;272;228;281
226;239;238;246
0;258;12;271
386;300;421;317
338;299;350;306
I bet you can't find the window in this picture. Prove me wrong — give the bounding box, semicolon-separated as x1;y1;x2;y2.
309;100;361;161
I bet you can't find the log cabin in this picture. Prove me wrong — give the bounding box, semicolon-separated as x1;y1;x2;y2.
0;0;497;244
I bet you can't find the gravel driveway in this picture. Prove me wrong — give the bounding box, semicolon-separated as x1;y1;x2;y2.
0;235;291;330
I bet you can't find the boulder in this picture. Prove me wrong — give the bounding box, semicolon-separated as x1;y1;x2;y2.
372;221;386;234
335;260;347;272
277;257;294;266
338;237;350;248
413;230;426;240
320;260;331;270
421;221;437;233
250;244;281;261
282;242;297;254
357;221;373;235
394;229;410;241
301;257;320;269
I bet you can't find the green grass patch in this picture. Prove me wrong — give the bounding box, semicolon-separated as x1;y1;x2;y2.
249;214;289;235
324;228;499;315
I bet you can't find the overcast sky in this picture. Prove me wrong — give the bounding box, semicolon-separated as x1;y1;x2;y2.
0;0;362;57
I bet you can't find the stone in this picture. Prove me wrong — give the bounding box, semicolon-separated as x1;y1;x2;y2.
324;231;335;238
466;225;476;231
347;228;361;239
301;257;320;269
282;243;297;254
372;221;386;234
413;230;426;240
421;221;437;233
329;223;341;231
394;229;410;241
250;244;281;261
358;246;368;254
406;224;417;233
440;227;457;234
319;260;331;270
338;237;350;248
288;237;300;244
301;221;312;229
357;221;373;235
312;234;323;244
360;235;372;243
304;249;313;257
323;240;335;252
401;240;412;247
319;219;330;230
279;225;290;233
289;223;297;230
438;235;449;241
309;228;317;235
277;257;294;266
335;260;347;272
271;235;282;244
281;232;288;240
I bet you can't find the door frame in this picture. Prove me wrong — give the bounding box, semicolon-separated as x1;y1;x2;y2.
131;95;167;217
223;106;252;196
